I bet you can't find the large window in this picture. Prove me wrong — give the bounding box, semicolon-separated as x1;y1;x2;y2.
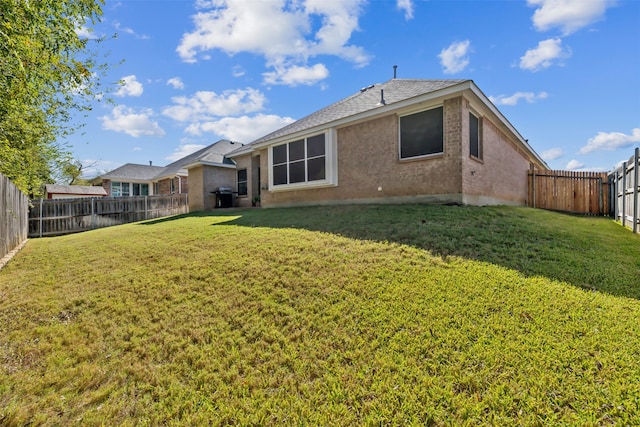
272;134;326;186
237;169;248;196
111;182;131;197
469;112;482;159
132;183;149;196
400;106;444;159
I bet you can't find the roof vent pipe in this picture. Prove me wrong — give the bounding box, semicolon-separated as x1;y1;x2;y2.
393;65;397;79
377;89;386;107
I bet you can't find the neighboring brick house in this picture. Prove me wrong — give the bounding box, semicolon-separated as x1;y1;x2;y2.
96;140;239;201
227;78;549;208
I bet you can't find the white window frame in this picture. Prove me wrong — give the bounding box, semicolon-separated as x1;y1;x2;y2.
268;129;338;192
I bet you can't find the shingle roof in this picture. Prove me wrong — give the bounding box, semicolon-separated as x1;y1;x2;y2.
100;163;164;181
100;140;242;182
159;139;239;177
45;184;107;196
250;79;468;145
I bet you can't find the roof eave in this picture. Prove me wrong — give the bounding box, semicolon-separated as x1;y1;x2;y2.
467;82;549;170
250;80;474;150
183;161;237;170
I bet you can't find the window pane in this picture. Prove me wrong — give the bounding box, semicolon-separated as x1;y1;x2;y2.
273;144;287;164
122;183;130;196
133;183;140;196
307;156;326;181
238;182;248;196
469;113;480;158
289;139;305;161
307;134;325;158
112;182;121;197
141;184;149;196
289;160;305;183
237;169;247;182
273;164;288;185
400;107;443;158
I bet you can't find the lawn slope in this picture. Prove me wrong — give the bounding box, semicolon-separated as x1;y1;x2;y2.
1;205;639;426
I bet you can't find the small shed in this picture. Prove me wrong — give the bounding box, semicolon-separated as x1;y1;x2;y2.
44;184;108;199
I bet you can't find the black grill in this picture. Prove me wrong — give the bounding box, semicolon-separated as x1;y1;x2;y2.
211;187;233;208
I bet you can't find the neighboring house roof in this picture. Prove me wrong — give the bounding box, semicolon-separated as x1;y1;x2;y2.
45;184;107;196
231;78;547;169
100;163;165;181
161;139;240;175
99;140;241;182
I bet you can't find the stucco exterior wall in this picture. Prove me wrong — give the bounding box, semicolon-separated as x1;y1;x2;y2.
261;97;465;207
460;98;532;205
187;165;236;212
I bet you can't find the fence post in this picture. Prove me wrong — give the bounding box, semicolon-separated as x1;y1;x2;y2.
39;198;43;238
622;161;627;228
633;147;639;233
91;197;95;229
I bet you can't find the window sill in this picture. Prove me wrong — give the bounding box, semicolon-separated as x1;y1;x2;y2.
270;180;337;192
399;153;445;163
469;155;484;164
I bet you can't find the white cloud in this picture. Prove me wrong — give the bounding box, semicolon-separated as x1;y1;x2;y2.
163;88;267;122
99;105;165;138
113;20;149;39
263;63;329;86
232;65;246;77
176;0;369;85
519;38;569;71
166;144;206;162
185;114;295;143
566;159;585;170
579;128;640;154
75;25;98;39
438;40;471;74
528;0;615;35
490;91;549;106
115;75;144;97
167;77;185;90
397;0;414;20
541;148;564;161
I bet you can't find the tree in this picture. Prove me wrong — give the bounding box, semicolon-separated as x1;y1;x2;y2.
0;0;108;197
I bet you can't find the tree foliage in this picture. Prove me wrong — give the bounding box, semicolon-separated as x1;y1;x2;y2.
0;0;107;197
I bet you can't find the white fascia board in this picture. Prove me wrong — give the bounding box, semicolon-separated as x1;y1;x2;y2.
183;161;237;170
251;81;474;149
467;82;549;169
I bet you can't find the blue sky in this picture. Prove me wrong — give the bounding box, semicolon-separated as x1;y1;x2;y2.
72;0;640;177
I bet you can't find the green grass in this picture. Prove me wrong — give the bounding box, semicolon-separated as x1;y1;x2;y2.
1;204;639;426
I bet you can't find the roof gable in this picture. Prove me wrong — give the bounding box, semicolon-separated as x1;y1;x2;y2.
156;139;240;177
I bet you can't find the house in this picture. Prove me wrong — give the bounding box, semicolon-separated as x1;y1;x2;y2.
226;78;549;209
44;184;107;199
96;140;240;208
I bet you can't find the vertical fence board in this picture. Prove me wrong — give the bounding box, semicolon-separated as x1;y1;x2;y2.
28;194;188;238
527;170;609;215
0;173;29;260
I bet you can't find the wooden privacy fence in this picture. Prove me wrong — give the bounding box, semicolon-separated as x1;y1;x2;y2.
610;147;639;233
28;194;188;238
1;172;29;259
528;169;610;215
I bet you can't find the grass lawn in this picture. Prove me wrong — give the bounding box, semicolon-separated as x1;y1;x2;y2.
1;204;639;425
